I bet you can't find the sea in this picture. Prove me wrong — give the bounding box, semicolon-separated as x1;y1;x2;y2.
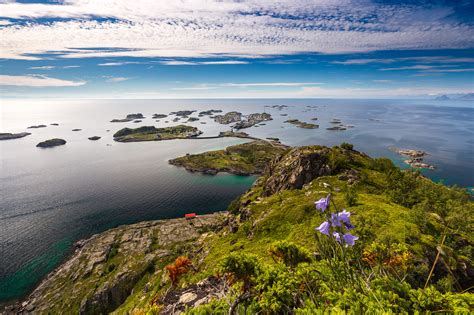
0;98;473;303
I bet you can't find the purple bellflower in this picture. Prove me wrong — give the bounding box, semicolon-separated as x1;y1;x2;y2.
315;194;331;212
315;195;358;246
316;221;330;235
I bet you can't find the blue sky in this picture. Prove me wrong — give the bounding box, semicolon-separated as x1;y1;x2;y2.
0;0;473;98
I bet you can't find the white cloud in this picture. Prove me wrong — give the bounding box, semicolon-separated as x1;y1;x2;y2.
424;68;474;73
0;0;473;60
333;58;397;65
199;61;249;65
29;66;56;70
62;65;81;68
0;20;13;26
334;56;474;65
380;65;451;71
298;86;474;98
174;82;323;90
103;76;131;82
221;82;322;87
0;75;86;87
98;61;145;66
159;60;249;65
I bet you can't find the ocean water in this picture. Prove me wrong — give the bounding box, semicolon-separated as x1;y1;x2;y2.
0;98;473;302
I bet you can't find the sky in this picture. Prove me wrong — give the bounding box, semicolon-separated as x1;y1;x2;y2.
0;0;473;99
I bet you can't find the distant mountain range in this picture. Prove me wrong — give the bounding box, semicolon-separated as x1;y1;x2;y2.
434;93;474;101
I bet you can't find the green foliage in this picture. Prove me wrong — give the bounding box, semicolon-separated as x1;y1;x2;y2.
362;242;413;280
268;241;311;269
254;264;301;313
409;286;474;313
107;263;116;273
170;140;287;175
344;186;358;207
219;252;261;291
108;242;120;260
370;157;396;173
340;142;354;150
227;196;241;215
113;125;199;140
387;169;421;208
184;299;228;314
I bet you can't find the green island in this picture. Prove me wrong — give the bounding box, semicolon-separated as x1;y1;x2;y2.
169;140;289;175
113;125;203;142
10;143;473;314
284;118;319;129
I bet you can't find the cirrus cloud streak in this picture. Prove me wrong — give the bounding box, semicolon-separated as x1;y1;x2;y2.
0;75;86;87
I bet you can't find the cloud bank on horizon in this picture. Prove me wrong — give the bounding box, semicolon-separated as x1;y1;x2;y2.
0;0;473;98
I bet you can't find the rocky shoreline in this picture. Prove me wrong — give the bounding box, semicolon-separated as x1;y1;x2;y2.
4;213;229;314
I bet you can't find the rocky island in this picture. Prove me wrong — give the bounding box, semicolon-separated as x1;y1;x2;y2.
199;109;222;116
170;110;196;117
152;114;168;119
169;140;289;175
233;113;272;129
393;148;435;169
88;136;101;141
36;138;67;148
113;125;203;142
327;126;346;130
0;132;31;140
27;124;47;129
214;111;242;124
110;113;145;123
284;119;319;129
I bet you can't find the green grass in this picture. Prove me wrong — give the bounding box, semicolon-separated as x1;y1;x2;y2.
169;140;289;174
113;125;201;142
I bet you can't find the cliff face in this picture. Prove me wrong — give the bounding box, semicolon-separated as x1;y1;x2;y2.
259;145;367;196
8;213;227;314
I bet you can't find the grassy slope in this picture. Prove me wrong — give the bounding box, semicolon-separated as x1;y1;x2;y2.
104;146;474;313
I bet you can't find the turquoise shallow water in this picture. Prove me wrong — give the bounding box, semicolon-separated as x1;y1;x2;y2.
0;98;473;302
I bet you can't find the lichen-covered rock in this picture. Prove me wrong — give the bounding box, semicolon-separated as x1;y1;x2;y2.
259;146;366;196
13;213;228;314
158;276;227;314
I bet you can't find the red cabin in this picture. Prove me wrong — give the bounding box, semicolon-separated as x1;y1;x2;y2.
185;213;197;219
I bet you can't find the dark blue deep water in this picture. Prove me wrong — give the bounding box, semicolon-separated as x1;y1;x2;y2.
0;98;473;302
